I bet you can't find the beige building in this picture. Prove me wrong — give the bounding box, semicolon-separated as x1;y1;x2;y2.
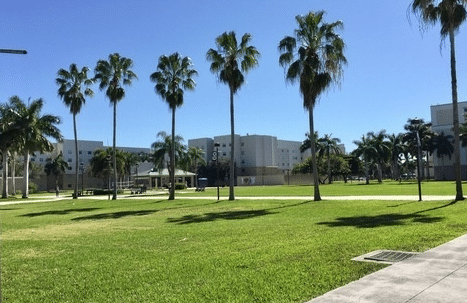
431;101;467;180
188;134;333;186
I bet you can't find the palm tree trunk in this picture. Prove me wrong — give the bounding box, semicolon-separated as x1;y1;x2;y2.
11;152;16;195
55;176;60;197
393;154;400;180
377;162;383;183
364;154;370;185
309;108;321;201
112;102;118;200
73;113;79;199
22;150;29;198
229;88;235;201
2;150;9;198
327;151;332;184
169;108;176;200
449;29;464;201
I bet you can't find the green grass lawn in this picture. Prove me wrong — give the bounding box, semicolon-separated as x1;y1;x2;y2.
2;193;467;302
179;180;467;197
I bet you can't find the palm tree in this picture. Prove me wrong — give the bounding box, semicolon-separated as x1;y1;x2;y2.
94;53;138;200
403;118;434;180
44;152;69;196
368;130;391;183
207;31;260;200
432;132;454;164
56;63;94;199
279;11;347;201
150;53;197;200
412;0;466;200
151;131;185;183
0;101;19;198
388;133;405;180
317;134;341;184
90;147;126;186
7;96;62;198
184;147;205;188
352;134;374;184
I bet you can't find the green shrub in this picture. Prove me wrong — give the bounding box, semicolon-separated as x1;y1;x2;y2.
28;182;38;194
93;189;124;195
174;183;186;190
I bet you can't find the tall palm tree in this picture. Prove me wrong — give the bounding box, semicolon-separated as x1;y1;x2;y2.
279;11;347;201
207;31;260;200
368;130;391;183
412;0;466;200
317;134;341;184
94;53;138;200
150;53;197;200
56;63;94;199
352;134;374;184
44;152;69;196
8;96;62;198
151;131;185;177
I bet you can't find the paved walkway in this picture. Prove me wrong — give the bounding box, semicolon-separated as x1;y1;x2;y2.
307;233;467;303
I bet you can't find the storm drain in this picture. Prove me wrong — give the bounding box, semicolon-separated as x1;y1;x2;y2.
352;250;419;264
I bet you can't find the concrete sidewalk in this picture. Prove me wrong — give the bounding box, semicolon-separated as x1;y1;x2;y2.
307;233;467;303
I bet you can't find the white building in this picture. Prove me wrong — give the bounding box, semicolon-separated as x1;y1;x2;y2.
29;139;150;190
431;101;467;180
188;134;322;185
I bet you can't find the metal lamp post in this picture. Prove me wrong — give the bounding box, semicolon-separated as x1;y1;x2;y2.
213;143;220;200
413;119;423;201
106;155;111;200
79;162;85;195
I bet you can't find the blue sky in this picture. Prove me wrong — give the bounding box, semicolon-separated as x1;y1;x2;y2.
1;0;467;152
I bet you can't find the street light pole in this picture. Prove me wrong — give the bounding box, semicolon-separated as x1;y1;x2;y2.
79;162;84;195
213;143;220;200
0;49;27;55
412;118;423;201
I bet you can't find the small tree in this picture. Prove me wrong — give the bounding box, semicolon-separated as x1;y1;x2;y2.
44;152;69;196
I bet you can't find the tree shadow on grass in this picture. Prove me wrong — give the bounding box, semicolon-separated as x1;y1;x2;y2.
166;200;314;225
317;213;443;228
167;209;275;224
317;200;458;228
20;207;101;217
71;209;159;221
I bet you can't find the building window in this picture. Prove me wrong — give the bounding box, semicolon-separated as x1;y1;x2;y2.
39;158;44;162
79;150;82;155
68;158;72;162
222;144;226;147
88;151;92;155
241;143;244;147
31;158;35;162
68;150;72;154
223;152;227;156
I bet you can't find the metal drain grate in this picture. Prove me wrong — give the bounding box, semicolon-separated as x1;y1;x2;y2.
352;250;419;264
364;251;417;263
